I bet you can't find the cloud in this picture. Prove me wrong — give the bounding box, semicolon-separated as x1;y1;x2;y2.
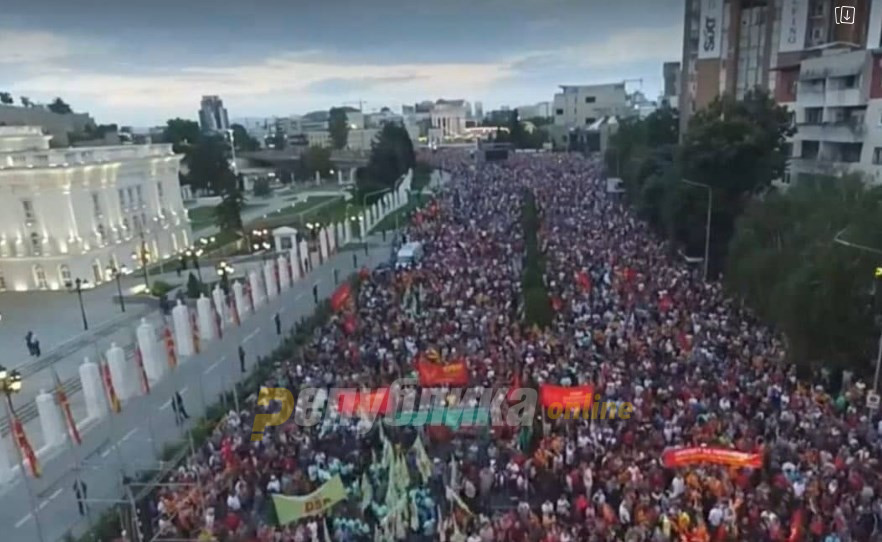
0;30;74;64
509;24;683;74
305;75;426;94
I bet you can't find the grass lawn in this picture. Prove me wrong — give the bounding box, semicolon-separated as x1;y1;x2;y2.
187;206;217;231
270;195;340;219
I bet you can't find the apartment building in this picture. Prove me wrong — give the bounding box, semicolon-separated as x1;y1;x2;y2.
789;47;882;184
679;0;874;134
549;83;633;151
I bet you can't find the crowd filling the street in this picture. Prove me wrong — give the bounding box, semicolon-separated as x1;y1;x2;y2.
144;151;882;542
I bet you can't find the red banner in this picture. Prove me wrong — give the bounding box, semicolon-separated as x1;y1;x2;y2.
330;283;352;312
336;388;391;416
53;373;82;445
661;447;763;469
100;358;122;413
164;326;178;370
134;345;151;395
416;359;468;387
539;384;595;410
11;416;40;478
341;313;357;335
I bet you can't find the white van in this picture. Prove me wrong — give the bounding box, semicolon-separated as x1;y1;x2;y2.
396;242;424;268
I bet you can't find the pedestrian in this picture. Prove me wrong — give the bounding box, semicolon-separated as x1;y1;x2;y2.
73;478;88;516
172;391;189;424
312;284;318;304
238;345;246;373
25;331;34;356
32;334;41;357
274;312;281;336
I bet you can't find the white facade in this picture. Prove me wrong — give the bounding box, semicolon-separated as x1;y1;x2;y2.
430;100;468;139
305;131;332;148
553;83;632;129
788;48;882;184
0;126;191;292
347;129;380;152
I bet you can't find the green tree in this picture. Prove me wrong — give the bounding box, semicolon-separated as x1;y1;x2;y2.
297;145;332;180
231;123;259;152
328;107;350;150
48;97;72;114
185;135;234;194
163;118;202;153
215;185;245;233
19;96;32;108
359;123;414;199
680;89;793;273
727;175;882;373
0;92;12;105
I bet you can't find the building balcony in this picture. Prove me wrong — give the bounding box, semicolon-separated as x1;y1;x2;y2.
796;90;826;108
789;157;876;180
825;88;864;107
795;121;865;143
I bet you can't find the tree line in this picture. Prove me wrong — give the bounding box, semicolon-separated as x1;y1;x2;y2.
611;90;882;375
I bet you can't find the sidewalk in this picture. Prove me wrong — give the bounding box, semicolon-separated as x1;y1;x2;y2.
0;233;394;542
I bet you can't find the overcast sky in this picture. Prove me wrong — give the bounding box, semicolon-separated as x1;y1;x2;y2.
0;0;684;126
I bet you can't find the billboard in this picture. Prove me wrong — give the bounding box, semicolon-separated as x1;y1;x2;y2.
779;0;808;53
698;0;725;59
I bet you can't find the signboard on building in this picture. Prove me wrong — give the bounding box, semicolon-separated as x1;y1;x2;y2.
698;0;725;59
779;0;808;53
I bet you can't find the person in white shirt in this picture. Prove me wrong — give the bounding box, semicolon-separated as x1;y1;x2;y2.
708;505;723;527
226;492;241;511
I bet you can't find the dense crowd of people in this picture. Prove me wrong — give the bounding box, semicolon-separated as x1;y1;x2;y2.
142;150;882;542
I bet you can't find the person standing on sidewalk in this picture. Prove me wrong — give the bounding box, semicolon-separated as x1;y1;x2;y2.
238;345;246;373
274;312;281;335
73;478;88;516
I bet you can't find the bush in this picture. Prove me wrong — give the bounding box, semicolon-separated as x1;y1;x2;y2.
253;177;272;197
150;280;175;297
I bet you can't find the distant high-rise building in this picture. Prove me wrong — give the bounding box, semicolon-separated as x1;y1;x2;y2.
198;95;230;133
678;0;874;135
662;62;681;107
474;101;484;120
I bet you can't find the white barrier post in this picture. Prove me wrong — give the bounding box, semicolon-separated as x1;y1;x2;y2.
79;357;107;420
264;260;277;300
212;286;227;327
107;342;134;401
319;228;329;262
289;249;301;282
249;270;265;309
278;255;291;291
197;294;215;342
233;280;249;318
0;433;11;484
137;318;163;383
35;389;65;449
172;300;195;358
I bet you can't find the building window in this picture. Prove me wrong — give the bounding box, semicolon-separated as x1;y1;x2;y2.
136;186;144;206
91;192;102;219
96;223;106;242
873;147;882;165
118;188;126;209
33;265;48;289
29;232;42;256
555;108;564;116
122;217;130;231
21;199;36;224
584;96;596;103
58;264;71;285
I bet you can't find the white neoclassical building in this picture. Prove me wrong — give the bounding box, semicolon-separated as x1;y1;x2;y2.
0;126;192;292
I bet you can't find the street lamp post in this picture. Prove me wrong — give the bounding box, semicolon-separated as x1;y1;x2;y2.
216;261;234;293
186;247;205;283
110;264;127;313
0;366;45;542
680;179;712;282
833;228;882;394
66;278;89;330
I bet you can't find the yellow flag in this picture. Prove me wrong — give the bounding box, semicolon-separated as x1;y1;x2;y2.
360;472;373;511
411;436;433;483
271;475;346;525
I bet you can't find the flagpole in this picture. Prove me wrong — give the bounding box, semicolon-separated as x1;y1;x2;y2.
3;395;45;542
50;366;92;530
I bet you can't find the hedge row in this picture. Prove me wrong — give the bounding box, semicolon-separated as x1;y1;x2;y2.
521;190;553;328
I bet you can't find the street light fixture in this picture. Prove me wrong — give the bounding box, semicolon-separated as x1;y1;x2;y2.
65;278;89;330
109;263;127;313
216;261;234;292
185;247;205;282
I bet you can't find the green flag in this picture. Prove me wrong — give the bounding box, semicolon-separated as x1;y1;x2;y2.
272;475;346;526
411;435;433;483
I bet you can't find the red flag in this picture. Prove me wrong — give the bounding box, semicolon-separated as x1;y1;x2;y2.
659;294;673;313
133;345;151;395
52;370;82;445
551;296;563;312
538;384;595;410
341;313;357;335
100;357;122;413
190;310;201;354
506;372;522;403
330;283;352;312
661;447;763;469
164;326;178;370
788;509;804;542
11;415;40;477
228;295;240;327
576;271;591;294
214;301;223;339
